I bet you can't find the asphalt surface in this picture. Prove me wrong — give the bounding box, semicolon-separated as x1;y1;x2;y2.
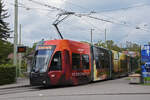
0;77;150;100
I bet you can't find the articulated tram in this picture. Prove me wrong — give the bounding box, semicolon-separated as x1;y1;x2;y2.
30;39;138;86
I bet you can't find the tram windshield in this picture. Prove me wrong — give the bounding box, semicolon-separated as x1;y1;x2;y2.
32;46;55;73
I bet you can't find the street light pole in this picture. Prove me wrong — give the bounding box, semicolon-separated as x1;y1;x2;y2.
105;28;106;43
91;29;94;44
105;28;107;47
19;24;22;76
14;0;18;78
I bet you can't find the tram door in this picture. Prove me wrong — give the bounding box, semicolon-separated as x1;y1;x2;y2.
112;51;120;78
93;47;110;81
48;51;63;85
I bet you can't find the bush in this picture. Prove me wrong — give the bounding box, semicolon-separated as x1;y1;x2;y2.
144;77;150;81
0;64;16;85
135;68;141;74
143;77;150;85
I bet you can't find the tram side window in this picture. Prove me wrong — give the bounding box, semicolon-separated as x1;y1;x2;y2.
82;55;89;69
95;56;101;69
104;51;110;69
49;51;62;71
72;53;81;70
100;52;105;69
94;48;102;69
95;52;104;69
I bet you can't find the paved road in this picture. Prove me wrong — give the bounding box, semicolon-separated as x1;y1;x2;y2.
0;77;150;100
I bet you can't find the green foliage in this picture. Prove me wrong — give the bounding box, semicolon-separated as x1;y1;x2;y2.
144;77;150;81
125;41;141;52
95;40;124;51
95;40;106;47
135;68;141;74
130;56;140;71
143;77;150;85
0;39;13;64
0;64;16;85
0;0;10;40
24;42;37;57
95;40;141;53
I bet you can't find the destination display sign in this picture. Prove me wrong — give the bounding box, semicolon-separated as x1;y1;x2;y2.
38;46;52;50
37;45;56;50
17;46;26;53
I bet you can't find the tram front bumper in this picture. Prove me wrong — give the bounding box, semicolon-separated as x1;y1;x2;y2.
30;72;50;86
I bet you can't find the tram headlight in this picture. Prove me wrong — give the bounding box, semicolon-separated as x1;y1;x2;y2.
43;80;46;84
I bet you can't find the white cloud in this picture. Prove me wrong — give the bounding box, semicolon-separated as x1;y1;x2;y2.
5;0;150;46
104;5;150;44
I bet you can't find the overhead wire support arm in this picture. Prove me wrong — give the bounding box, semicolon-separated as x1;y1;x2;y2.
52;12;75;39
29;0;75;39
53;12;75;25
30;0;141;37
53;15;70;39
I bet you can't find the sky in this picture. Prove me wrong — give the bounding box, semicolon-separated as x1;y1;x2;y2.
5;0;150;47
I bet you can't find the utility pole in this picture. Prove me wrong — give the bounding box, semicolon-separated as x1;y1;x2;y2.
14;0;18;78
91;29;94;44
105;28;106;43
18;24;22;76
104;28;107;47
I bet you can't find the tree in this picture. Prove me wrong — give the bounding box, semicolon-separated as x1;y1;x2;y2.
95;40;106;47
0;0;10;40
106;40;114;50
0;39;13;64
125;42;141;52
95;40;122;51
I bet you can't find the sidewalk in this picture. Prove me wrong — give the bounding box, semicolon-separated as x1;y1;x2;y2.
0;77;30;89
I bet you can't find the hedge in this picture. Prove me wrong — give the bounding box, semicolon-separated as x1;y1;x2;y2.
144;77;150;81
0;65;16;85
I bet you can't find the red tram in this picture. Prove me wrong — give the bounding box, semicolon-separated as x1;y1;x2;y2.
30;39;138;86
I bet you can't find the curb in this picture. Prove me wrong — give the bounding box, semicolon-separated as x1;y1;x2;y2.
0;85;30;90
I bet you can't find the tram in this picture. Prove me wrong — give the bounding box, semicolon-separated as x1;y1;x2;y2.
30;39;138;86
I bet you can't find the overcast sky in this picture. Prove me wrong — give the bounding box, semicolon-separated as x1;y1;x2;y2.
5;0;150;47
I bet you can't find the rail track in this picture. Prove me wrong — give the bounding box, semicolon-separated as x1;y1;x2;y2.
0;85;41;95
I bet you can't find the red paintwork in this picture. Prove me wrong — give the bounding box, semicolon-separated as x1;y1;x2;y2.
44;39;91;85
